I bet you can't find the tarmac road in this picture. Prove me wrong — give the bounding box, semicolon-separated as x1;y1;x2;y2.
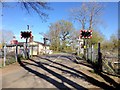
2;53;119;89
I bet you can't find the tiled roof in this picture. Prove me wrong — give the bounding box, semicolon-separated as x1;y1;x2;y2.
18;42;25;45
33;41;44;45
6;41;50;46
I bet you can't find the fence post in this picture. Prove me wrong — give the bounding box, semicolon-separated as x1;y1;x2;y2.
98;42;102;72
86;39;89;61
4;44;6;67
91;44;94;62
83;39;86;60
15;45;18;62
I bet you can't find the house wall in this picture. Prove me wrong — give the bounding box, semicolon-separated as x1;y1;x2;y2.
17;46;24;54
29;42;38;46
38;44;44;54
29;42;38;55
16;41;50;55
29;41;45;55
46;46;50;50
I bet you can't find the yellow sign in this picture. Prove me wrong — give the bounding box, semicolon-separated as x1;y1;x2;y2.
84;46;86;49
0;44;2;49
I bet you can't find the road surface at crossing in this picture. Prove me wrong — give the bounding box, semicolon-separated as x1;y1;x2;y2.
2;53;119;89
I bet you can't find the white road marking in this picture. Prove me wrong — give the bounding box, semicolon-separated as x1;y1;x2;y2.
49;56;61;66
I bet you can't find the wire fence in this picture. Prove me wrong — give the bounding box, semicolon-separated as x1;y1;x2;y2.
2;45;17;67
1;44;24;67
1;43;43;67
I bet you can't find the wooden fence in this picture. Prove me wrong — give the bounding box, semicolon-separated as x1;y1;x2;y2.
86;43;119;75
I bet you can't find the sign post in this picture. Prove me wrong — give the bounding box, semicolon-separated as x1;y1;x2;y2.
26;38;29;59
21;25;32;59
80;30;92;60
91;44;94;62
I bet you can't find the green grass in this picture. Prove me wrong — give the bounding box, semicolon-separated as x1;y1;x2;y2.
78;53;84;58
0;57;16;68
53;51;61;54
88;70;95;73
0;63;2;68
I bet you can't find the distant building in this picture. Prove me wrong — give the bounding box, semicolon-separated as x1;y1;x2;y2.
10;36;18;45
28;41;50;55
28;36;50;55
6;36;51;56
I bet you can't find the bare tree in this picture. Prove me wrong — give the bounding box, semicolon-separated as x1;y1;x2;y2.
87;3;104;30
0;29;14;44
69;2;104;57
1;1;51;21
70;2;104;30
70;3;88;30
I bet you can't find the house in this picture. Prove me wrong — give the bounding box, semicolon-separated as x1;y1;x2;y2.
6;42;24;53
28;41;50;55
28;36;51;55
5;35;51;56
6;41;51;56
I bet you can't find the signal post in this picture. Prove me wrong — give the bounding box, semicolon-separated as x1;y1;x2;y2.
80;30;92;60
21;25;32;59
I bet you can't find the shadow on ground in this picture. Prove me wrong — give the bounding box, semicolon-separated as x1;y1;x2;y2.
18;54;119;89
45;54;83;63
36;55;119;89
18;57;87;89
98;72;120;88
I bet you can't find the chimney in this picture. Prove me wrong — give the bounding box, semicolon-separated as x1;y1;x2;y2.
29;36;34;42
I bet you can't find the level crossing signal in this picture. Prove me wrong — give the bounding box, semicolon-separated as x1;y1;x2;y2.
80;30;92;39
21;31;32;39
